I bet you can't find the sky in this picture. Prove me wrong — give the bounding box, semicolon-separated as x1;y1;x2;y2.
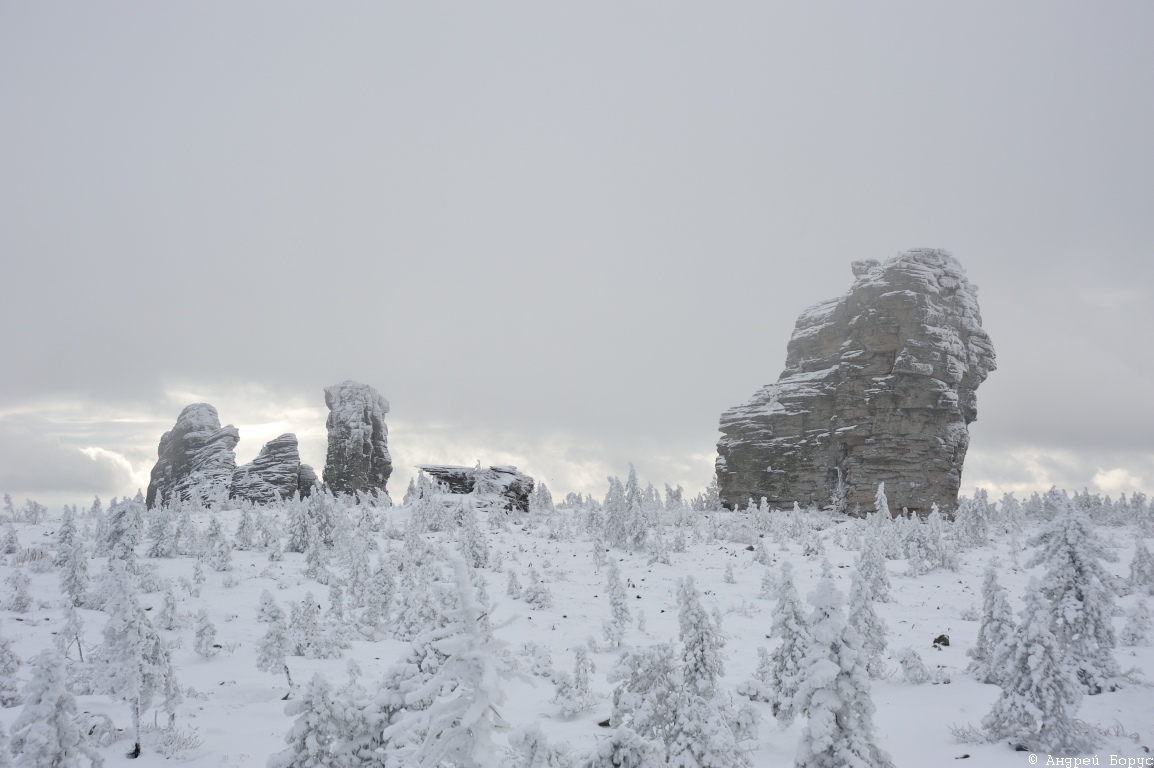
1;2;1152;509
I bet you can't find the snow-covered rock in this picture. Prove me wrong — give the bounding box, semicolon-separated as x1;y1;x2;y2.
146;403;239;508
231;433;317;504
418;464;535;513
322;380;392;497
716;248;996;513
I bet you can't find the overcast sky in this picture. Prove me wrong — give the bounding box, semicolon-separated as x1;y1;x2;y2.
2;3;1152;509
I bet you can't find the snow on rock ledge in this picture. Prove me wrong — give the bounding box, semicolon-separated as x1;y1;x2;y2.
716;248;996;513
146;404;240;508
418;464;535;513
323;380;392;497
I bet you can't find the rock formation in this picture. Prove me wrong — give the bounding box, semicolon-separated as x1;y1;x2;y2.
418;464;535;513
231;433;318;504
146;404;240;508
323;380;393;497
716;248;996;514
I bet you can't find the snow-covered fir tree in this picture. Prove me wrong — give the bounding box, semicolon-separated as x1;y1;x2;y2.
194;609;219;657
966;565;1016;685
896;648;932;684
103;496;143;572
95;560;181;758
855;532;891;602
768;562;811;727
0;625;23;707
678;576;726;701
552;646;597;718
509;723;571;768
847;570;888;679
1025;499;1121;693
523;566;555;610
52;505;79;568
234;508;256;550
608;643;682;745
5;570;31;613
981;578;1096;754
603;562;632;648
1120;598;1151;646
1130;539;1154;596
8;649;103;768
267;672;350;768
59;534;90;608
55;603;86;662
257;610;294;691
792;571;890;768
577;726;665;768
145;504;174;558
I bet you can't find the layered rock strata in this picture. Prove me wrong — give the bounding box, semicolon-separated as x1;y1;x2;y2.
231;433;317;504
323;380;393;496
716;248;996;514
419;464;535;513
146;404;240;508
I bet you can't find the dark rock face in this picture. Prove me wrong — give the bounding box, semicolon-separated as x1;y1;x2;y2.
716;249;996;514
323;381;393;497
231;433;317;504
419;464;535;513
146;404;240;508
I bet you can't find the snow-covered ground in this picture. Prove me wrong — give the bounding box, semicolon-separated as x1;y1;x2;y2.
0;484;1151;767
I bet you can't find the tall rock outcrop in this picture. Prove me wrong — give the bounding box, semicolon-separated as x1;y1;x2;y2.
418;464;535;513
323;380;392;496
231;433;318;504
146;404;239;508
716;248;996;514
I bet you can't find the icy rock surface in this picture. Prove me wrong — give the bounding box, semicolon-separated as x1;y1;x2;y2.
716;248;996;513
231;433;317;504
146;404;239;508
323;380;392;496
419;464;535;513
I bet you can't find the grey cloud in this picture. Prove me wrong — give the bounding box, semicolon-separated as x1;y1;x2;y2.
0;421;135;495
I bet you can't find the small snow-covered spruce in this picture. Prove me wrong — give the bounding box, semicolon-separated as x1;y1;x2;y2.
736;646;773;703
855;531;891;602
509;723;571;768
0;625;23;707
1119;598;1151;646
577;726;665;768
896;648;932;685
194;609;218;657
95;560;181;758
1025;497;1121;693
847;570;888;679
792;571;891;768
1130;539;1154;596
256;610;294;690
1;524;18;555
55;603;86;662
752;538;772;566
981;578;1097;754
609;643;682;744
103;496;144;572
53;505;79;568
290;592;337;660
506;570;523;599
666;691;748;768
234;508;256;550
5;570;32;613
457;500;490;569
768;562;811;727
552;646;597;717
374;557;506;768
145;505;174;558
723;561;736;584
59;537;90;608
267;672;350;768
523;566;555;610
678;576;726;701
966;565;1016;684
603;562;632;648
757;567;775;600
9;649;103;768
